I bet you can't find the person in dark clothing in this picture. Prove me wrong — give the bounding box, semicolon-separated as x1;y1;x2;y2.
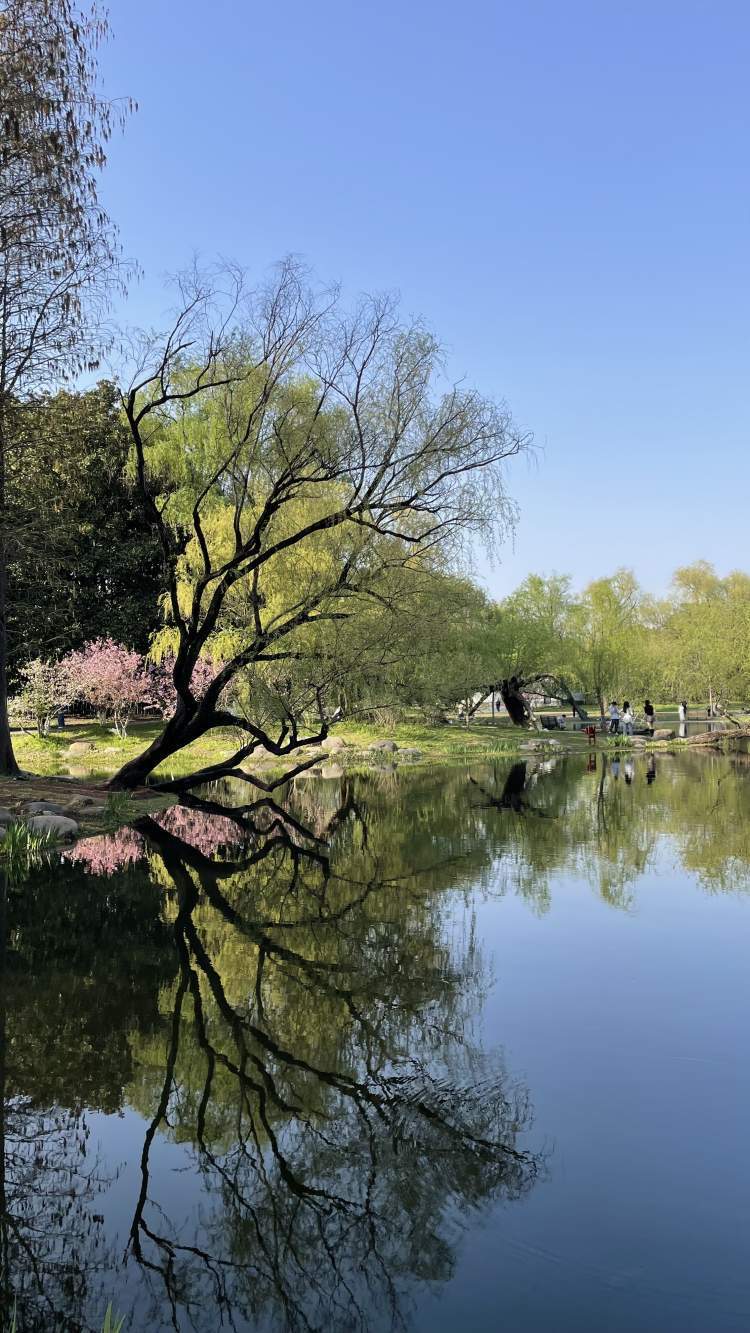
644;699;655;734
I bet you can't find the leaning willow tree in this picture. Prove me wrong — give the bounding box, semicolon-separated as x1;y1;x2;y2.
110;261;529;790
0;0;128;774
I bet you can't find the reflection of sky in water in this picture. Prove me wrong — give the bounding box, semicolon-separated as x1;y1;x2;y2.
6;753;750;1332
431;855;750;1333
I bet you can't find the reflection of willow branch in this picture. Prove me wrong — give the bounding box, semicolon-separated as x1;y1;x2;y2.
127;806;541;1332
1;1104;113;1333
175;787;329;851
469;763;553;819
134;810;329;886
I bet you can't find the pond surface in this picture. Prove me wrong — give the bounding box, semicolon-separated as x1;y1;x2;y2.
2;751;748;1332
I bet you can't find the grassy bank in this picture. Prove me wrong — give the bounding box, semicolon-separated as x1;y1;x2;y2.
10;717;526;782
9;711;748;788
11;720;243;782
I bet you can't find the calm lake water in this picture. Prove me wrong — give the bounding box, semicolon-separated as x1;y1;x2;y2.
2;750;748;1332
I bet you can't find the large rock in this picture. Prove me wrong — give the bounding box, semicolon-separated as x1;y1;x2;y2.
0;807;15;825
398;748;422;762
22;800;68;816
320;763;344;780
66;741;94;756
26;814;79;839
62;795;104;814
368;740;398;753
322;736;347;751
653;728;675;741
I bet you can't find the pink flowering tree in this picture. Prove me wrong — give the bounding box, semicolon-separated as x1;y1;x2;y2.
148;655;220;720
64;639;148;737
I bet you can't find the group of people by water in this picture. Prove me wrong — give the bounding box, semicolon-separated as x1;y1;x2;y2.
607;700;689;735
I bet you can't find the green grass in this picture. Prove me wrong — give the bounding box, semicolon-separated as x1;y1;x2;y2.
336;718;524;763
12;719;242;783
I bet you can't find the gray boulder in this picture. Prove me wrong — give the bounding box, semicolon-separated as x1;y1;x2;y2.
0;807;16;825
398;748;422;762
66;741;94;756
22;800;69;816
652;728;675;741
368;740;398;753
26;814;79;839
62;795;104;814
322;736;347;751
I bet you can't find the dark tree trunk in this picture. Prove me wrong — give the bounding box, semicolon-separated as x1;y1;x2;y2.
108;704;201;790
499;677;533;728
0;434;20;777
554;677;588;720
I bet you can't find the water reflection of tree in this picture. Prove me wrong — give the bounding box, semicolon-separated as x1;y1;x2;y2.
2;752;747;1330
0;859;177;1330
122;801;540;1332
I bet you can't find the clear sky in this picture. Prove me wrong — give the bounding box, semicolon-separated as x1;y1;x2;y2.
99;0;749;599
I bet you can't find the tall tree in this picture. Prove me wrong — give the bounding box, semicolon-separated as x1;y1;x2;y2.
5;382;162;668
109;261;527;789
0;0;129;773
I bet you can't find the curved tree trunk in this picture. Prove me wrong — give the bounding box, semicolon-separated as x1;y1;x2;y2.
499;677;533;728
108;704;201;789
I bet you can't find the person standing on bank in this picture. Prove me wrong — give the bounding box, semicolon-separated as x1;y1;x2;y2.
644;699;655;734
609;701;620;734
621;702;634;735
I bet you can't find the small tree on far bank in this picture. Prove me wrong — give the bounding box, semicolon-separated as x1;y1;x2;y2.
10;656;73;736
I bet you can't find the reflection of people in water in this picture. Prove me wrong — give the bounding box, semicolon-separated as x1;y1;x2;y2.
611;757;620;780
624;759;634;785
647;755;657;784
587;752;597;772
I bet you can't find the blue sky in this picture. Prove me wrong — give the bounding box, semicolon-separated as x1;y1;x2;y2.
100;0;749;598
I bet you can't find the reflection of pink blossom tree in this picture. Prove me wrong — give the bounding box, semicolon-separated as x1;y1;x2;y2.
148;656;220;720
64;828;145;875
64;639;147;736
155;805;240;856
64;808;240;878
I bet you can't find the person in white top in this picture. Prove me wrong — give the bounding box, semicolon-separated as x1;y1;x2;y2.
608;701;620;734
621;702;634;736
